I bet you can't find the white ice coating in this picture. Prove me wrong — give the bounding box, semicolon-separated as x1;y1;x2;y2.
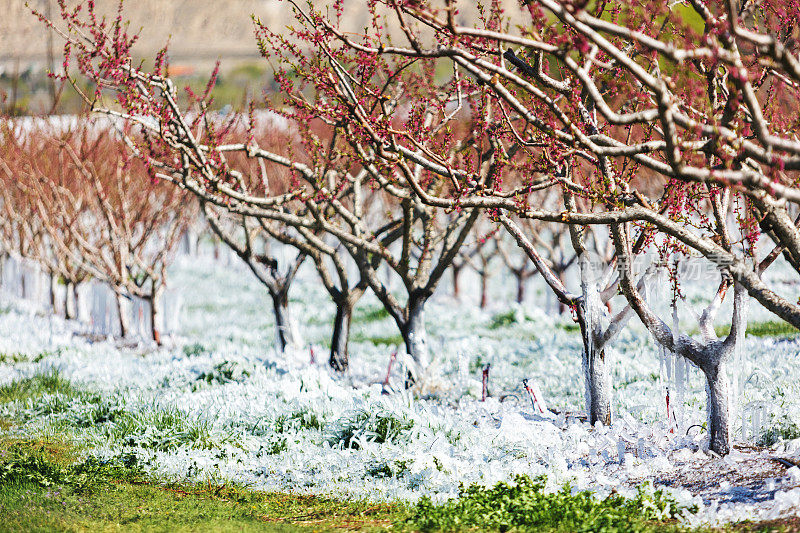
579;253;611;418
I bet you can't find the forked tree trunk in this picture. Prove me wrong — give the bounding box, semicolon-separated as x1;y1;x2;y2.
116;292;131;338
705;363;731;456
329;300;353;372
149;284;164;345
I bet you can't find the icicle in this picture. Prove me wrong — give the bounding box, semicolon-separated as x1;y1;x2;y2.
665;298;682;430
738;334;747;443
675;355;685;429
729;289;749;443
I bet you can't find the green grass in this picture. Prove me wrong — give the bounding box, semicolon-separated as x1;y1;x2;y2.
196;361;252;387
0;435;795;532
352;306;391;324
0;351;51;364
0;436;407;532
350;331;404;347
182;342;208;357
710;320;799;339
489;309;521;329
0;371;81;404
556;322;581;333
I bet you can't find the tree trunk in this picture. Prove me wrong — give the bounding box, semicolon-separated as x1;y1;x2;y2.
583;345;611;426
516;273;526;303
20;266;27;300
452;265;462;299
329;300;352;372
49;272;58;312
149;284;164;345
271;290;294;352
116;292;131;338
578;303;611;426
65;281;76;319
479;271;488;309
73;283;81;320
705;363;731;455
401;298;430;387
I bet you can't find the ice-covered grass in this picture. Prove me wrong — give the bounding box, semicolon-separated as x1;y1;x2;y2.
1;254;800;527
409;475;686;532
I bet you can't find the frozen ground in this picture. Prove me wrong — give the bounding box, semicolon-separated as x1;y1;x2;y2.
1;252;800;527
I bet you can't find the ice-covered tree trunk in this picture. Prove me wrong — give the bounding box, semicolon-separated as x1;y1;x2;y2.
578;304;611;426
329;297;353;372
20;267;27;300
705;361;732;455
578;253;613;426
452;263;462;300
270;289;298;353
479;272;488;309
516;273;526;304
612;217;747;455
73;283;81;320
48;272;58;312
401;297;430;386
149;284;164;345
64;281;76;319
116;292;131;338
582;343;611;425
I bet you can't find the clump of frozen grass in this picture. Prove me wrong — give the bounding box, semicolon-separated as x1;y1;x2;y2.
99;404;221;452
0;374;127;431
407;475;687;532
258;436;288;456
758;416;800;446
366;459;411;479
73;397;128;427
224;407;322;438
182;342;207;357
3;385;126;430
274;408;322;433
194;361;251;388
489;308;524;329
327;407;414;450
5;386;221;453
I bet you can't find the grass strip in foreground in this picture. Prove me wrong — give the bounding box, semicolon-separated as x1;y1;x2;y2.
0;436;406;532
